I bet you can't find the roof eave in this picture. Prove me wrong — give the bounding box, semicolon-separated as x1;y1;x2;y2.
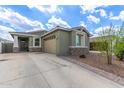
10;32;38;37
41;27;71;37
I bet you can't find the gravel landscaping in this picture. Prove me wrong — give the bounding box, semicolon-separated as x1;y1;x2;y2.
68;51;124;78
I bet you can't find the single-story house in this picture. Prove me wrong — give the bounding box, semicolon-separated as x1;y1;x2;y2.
9;26;91;56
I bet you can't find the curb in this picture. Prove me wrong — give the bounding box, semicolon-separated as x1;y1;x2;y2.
61;56;124;86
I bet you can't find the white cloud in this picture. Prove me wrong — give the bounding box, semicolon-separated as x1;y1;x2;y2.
27;5;62;14
0;25;14;41
80;5;107;14
80;21;87;28
109;11;124;21
0;25;15;32
96;9;107;17
87;15;100;24
80;5;98;14
109;11;114;18
46;16;71;29
0;7;45;31
93;26;111;37
95;26;110;33
94;25;119;37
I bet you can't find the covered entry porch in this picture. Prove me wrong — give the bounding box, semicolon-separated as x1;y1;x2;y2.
10;32;42;53
18;37;29;52
10;32;40;52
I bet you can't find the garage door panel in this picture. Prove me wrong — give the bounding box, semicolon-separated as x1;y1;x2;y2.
44;39;56;54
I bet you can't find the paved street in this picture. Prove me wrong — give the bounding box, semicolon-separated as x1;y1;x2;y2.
0;52;123;88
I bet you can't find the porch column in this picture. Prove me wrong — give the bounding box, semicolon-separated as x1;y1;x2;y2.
13;35;19;52
33;37;35;47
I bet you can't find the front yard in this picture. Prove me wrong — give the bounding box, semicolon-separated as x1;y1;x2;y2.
68;51;124;78
0;52;122;87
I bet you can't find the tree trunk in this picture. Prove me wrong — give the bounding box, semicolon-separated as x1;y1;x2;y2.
107;54;112;65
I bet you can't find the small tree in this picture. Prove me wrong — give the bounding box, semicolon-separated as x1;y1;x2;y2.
96;24;116;65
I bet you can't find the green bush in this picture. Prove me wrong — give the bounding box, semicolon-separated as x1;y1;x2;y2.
114;40;124;61
90;42;108;51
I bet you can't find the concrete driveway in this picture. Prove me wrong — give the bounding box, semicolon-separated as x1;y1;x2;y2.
0;52;123;88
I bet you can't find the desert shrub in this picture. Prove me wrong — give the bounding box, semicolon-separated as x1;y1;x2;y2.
90;42;108;51
114;39;124;61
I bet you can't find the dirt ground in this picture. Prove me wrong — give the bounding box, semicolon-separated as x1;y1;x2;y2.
69;51;124;78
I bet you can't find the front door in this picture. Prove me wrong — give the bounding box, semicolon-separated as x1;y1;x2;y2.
19;37;29;52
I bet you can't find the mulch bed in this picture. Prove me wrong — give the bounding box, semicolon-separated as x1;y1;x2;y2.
69;52;124;78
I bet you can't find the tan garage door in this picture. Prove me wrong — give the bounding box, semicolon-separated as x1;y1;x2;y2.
44;38;56;54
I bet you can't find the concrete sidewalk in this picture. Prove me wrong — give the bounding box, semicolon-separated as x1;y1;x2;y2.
0;52;123;88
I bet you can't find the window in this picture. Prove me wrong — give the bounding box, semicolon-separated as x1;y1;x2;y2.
76;34;81;46
35;38;40;46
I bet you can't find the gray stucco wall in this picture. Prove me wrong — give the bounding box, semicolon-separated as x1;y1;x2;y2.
70;31;76;46
41;30;71;56
29;36;42;52
71;30;89;48
57;30;70;56
41;29;90;56
29;37;33;47
85;33;90;50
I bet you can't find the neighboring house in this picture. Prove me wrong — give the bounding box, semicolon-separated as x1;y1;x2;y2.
90;36;112;42
90;36;116;51
90;37;101;50
9;26;91;56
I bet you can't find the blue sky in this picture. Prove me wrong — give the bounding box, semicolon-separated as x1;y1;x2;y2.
0;5;124;40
